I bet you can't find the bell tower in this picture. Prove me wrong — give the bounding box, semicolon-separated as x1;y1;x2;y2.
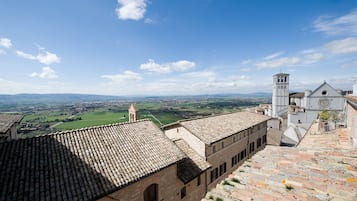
128;103;139;122
272;73;289;118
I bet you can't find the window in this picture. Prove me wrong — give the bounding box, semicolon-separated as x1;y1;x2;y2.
210;168;218;183
213;145;216;153
231;157;235;167
249;142;255;153
197;175;201;186
284;76;287;82
233;136;236;142
221;141;224;148
257;138;262;148
180;187;186;199
322;90;327;95
262;135;267;144
144;184;158;201
219;162;227;176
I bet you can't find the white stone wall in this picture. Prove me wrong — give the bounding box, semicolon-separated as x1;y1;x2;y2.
164;126;206;158
272;74;289;118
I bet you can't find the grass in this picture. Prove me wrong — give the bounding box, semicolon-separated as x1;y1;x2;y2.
231;178;240;183
216;198;224;201
285;184;294;191
223;180;234;187
56;110;128;130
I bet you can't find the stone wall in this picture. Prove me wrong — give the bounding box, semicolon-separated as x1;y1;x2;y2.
98;164;206;201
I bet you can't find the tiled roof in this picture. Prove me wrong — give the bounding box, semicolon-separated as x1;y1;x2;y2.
0;120;185;201
178;112;270;144
174;139;211;183
0;114;23;133
203;126;357;201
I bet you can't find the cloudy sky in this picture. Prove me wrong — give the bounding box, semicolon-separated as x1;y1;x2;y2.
0;0;356;96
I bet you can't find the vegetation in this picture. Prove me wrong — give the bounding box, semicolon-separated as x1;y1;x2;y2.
216;197;224;201
231;178;240;183
319;110;330;121
285;184;294;191
5;94;270;136
223;180;234;187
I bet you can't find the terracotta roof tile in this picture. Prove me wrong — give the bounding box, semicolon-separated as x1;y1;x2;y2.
179;112;270;144
0;120;185;201
174;139;211;183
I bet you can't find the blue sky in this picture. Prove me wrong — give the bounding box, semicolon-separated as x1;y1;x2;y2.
0;0;357;96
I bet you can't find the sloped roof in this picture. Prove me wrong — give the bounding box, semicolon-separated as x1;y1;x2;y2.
308;81;342;97
0;114;23;133
0;120;185;201
128;103;138;111
174;139;211;183
176;112;270;144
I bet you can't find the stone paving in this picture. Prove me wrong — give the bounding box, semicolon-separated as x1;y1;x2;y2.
202;123;357;201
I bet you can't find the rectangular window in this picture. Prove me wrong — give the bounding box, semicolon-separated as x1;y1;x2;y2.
233;136;236;142
213;145;216;153
231;157;235;167
263;135;267;144
257;138;262;148
181;187;186;199
250;142;255;153
197;175;201;186
210;168;218;183
240;151;244;160
221;141;224;148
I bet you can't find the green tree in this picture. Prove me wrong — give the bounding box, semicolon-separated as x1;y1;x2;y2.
319;110;330;121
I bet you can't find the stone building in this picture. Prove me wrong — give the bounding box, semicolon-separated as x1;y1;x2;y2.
162;112;270;189
283;81;345;145
345;95;357;148
0;120;209;201
128;103;139;122
272;73;289;118
0;113;23;142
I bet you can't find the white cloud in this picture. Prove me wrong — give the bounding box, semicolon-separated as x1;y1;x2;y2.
16;50;36;60
116;0;147;20
240;60;251;65
341;60;357;68
240;67;251;72
324;37;357;54
0;49;6;55
30;67;58;79
101;70;142;82
255;57;301;69
140;59;196;73
302;52;324;64
314;9;357;36
144;18;155;24
37;51;60;65
263;51;285;60
16;49;60;65
0;38;12;48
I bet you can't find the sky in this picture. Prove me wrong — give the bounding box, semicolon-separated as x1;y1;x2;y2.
0;0;357;96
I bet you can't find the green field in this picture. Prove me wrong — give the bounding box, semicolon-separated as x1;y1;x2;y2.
18;98;266;136
56;110;128;130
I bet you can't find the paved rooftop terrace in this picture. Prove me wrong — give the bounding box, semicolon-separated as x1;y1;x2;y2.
203;123;357;201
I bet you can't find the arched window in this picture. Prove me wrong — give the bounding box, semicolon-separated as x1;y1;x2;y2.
144;184;158;201
322;90;327;95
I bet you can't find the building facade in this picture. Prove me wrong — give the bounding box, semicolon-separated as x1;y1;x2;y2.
345;95;357;148
162;112;270;189
128;103;139;122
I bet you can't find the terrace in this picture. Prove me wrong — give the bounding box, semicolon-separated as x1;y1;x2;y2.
203;123;357;201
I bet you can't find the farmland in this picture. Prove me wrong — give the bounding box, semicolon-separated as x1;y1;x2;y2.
5;94;270;137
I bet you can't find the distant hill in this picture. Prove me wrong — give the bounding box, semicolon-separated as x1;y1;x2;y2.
0;94;125;105
0;92;272;105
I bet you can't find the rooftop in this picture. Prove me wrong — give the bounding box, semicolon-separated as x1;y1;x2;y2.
0;120;185;201
177;112;271;144
174;139;211;183
0;113;23;133
203;124;357;201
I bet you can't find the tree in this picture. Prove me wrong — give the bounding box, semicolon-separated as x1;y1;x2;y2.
319;110;330;121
